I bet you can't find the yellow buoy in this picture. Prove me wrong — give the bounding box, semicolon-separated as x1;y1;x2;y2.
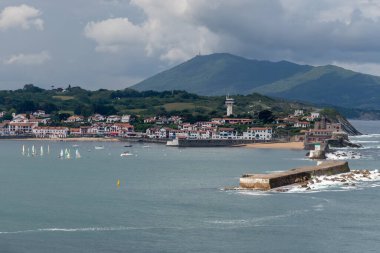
117;179;120;188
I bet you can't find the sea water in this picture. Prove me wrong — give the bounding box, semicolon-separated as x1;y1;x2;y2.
0;121;380;252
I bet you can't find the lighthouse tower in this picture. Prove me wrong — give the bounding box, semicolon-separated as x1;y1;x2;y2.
225;96;234;116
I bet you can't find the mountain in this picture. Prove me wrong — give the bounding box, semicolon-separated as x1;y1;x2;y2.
132;53;312;95
131;53;380;109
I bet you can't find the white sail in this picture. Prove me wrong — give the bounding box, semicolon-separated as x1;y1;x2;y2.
75;149;81;159
27;148;30;157
40;146;44;156
32;145;35;155
60;149;64;158
65;148;70;159
47;145;50;154
22;145;25;155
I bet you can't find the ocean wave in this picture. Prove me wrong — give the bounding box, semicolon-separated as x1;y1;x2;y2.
206;219;248;225
236;190;270;196
205;209;309;228
286;169;380;193
351;140;380;144
234;170;380;195
350;134;380;138
0;226;178;234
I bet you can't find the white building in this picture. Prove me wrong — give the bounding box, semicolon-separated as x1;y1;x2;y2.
121;114;131;123
294;121;311;128
294;110;304;117
11;113;28;123
243;127;272;140
8;122;38;135
65;115;84;123
225;96;234;116
88;114;105;122
32;110;46;117
33;127;68;138
310;112;320;120
106;115;121;123
214;127;237;139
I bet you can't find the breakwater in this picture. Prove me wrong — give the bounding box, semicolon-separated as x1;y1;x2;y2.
169;139;255;147
240;161;350;190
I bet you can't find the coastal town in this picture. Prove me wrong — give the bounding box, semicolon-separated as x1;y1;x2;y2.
0;96;347;149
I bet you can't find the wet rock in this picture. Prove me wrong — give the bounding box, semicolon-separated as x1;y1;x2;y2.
340;179;347;182
275;188;289;192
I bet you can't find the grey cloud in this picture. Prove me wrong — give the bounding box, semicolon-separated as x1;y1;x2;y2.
2;0;380;90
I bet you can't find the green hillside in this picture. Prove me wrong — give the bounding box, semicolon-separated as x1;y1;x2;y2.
0;84;317;122
254;65;380;109
131;53;380;109
132;53;312;95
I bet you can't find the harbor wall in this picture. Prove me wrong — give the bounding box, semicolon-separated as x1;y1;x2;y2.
240;161;350;190
175;139;256;147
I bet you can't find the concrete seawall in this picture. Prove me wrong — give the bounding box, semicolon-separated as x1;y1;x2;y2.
240;161;350;190
172;139;256;147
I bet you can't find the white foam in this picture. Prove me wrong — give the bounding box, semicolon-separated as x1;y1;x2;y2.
291;170;380;193
206;220;248;225
205;209;309;228
326;150;362;160
235;170;380;195
0;226;175;234
350;134;380;139
351;140;380;144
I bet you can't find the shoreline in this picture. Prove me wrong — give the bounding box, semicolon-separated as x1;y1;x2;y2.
0;137;304;149
244;141;304;150
4;137;120;142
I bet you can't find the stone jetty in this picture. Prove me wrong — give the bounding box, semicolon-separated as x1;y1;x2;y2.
240;161;350;190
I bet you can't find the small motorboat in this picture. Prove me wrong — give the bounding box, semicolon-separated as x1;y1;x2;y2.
124;144;133;147
94;146;104;150
120;151;133;157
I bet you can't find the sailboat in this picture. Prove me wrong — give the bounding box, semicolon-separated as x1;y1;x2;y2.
59;149;64;158
117;179;120;188
40;146;44;156
32;145;35;156
75;149;81;159
47;145;50;154
27;148;30;157
65;148;70;159
22;145;25;155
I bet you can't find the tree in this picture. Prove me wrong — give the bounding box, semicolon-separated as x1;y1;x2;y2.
258;110;274;124
58;113;71;121
2;113;13;121
22;84;44;92
92;104;117;116
16;100;36;113
42;103;58;113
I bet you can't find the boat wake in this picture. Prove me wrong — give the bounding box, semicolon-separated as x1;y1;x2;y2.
0;226;179;234
204;209;309;228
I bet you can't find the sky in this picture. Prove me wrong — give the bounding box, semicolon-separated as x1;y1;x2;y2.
1;0;380;90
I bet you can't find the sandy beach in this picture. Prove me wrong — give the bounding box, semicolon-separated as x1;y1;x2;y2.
8;137;120;142
245;141;304;150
